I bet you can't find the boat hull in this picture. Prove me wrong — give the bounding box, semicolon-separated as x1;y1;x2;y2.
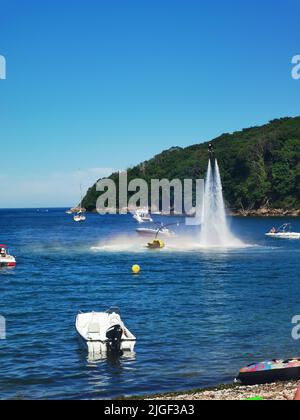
0;258;16;268
238;358;300;385
74;217;86;222
77;332;136;355
136;229;172;237
238;366;300;385
266;233;300;239
75;311;136;357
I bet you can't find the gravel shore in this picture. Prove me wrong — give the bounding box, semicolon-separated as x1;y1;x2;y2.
148;381;299;401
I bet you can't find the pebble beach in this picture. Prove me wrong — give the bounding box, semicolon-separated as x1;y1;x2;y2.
149;382;299;401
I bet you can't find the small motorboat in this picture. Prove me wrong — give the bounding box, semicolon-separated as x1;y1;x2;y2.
137;222;179;239
136;223;175;238
74;211;86;223
265;223;300;239
137;227;173;237
237;358;300;385
0;245;16;268
147;239;165;249
133;209;153;224
75;307;136;356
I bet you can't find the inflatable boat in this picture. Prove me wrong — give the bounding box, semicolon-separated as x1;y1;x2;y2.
237;358;300;385
147;239;165;249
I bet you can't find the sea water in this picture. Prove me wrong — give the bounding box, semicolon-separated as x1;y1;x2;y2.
0;209;300;399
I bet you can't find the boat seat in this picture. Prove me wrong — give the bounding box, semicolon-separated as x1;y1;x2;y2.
88;323;100;334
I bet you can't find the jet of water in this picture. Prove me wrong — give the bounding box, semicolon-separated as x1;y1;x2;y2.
199;159;242;248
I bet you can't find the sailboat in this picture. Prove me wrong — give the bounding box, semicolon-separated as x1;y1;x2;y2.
74;183;86;223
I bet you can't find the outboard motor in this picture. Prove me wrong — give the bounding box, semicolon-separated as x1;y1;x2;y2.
106;325;123;355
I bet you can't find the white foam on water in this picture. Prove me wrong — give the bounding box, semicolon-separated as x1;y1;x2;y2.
91;234;148;253
90;232;254;254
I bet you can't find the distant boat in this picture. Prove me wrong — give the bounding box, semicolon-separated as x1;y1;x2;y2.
74;211;86;223
0;245;16;268
133;209;153;223
74;182;87;223
265;223;300;239
136;224;176;238
136;227;172;237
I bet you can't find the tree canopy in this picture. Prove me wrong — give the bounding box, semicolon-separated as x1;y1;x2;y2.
82;117;300;212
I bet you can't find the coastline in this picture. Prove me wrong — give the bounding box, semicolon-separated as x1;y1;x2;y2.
127;381;299;401
229;208;300;217
87;208;300;217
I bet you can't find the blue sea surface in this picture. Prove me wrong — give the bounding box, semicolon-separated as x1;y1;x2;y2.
0;209;300;400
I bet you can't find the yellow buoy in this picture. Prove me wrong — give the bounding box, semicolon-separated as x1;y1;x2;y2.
132;264;141;274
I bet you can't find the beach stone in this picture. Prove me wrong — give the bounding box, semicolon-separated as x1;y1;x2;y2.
149;381;299;401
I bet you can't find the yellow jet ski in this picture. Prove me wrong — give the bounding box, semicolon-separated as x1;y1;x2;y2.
147;239;165;249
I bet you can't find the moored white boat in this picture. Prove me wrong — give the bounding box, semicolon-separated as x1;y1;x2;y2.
75;307;136;356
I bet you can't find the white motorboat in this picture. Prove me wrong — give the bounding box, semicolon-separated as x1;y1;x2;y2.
133;209;153;223
75;307;136;356
136;224;175;238
0;245;16;268
265;223;300;240
136;227;172;237
73;211;86;223
137;222;179;238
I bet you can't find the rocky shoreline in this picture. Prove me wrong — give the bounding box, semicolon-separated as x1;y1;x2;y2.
140;381;299;401
230;208;300;217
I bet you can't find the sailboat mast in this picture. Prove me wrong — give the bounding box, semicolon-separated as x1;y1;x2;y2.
80;183;83;212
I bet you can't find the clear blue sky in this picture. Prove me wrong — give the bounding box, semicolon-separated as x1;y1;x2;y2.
0;0;299;207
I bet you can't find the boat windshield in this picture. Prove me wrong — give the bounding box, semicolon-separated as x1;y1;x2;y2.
106;307;121;316
278;223;292;233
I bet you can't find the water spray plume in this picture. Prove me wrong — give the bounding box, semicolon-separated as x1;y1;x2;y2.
199;159;242;248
